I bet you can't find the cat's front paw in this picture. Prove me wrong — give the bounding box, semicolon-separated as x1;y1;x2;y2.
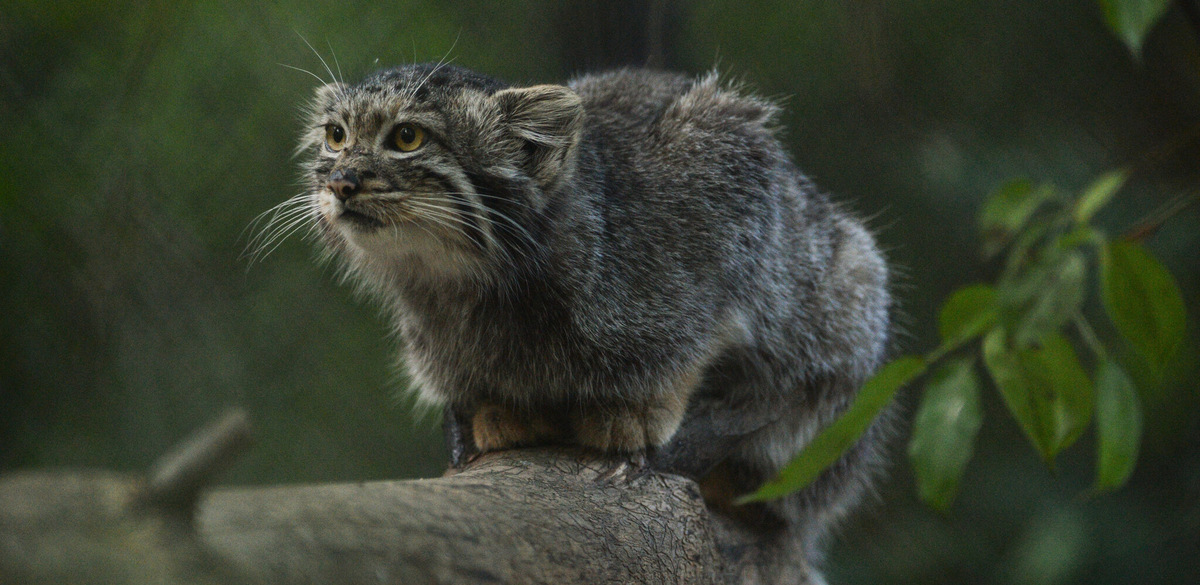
471;404;566;452
572;392;689;454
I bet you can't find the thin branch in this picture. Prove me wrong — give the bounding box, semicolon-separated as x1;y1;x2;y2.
140;409;253;518
1074;313;1110;362
1122;191;1200;242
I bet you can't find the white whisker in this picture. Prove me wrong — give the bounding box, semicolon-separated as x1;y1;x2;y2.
242;193;308;242
296;31;337;87
250;210;317;264
243;198;310;255
436;190;539;211
407;32;461;101
279;63;327;85
404;200;494;253
246;201;315;253
326;40;344;86
243;193;320;267
261;210;318;255
440;194;542;257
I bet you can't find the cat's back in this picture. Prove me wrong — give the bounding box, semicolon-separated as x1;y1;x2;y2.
570;68;781;151
569;69;693;131
565;68;793;253
556;69;804;323
571;68;787;195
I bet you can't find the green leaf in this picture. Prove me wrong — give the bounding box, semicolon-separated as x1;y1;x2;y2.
1024;333;1094;453
908;358;984;511
1098;0;1172;56
983;329;1051;461
980;180;1054;258
1101;240;1187;375
983;330;1093;465
1094;360;1142;491
1004;250;1088;348
1074;170;1128;224
939;284;999;345
739;356;926;503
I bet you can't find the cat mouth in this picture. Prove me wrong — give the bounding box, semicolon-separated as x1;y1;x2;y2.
337;206;387;230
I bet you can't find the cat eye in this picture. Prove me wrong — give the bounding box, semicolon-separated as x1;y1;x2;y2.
392;123;425;152
325;124;347;151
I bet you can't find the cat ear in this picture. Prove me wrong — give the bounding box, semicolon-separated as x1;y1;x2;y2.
493;85;584;189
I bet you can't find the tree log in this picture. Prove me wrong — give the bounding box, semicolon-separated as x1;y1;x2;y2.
0;411;812;584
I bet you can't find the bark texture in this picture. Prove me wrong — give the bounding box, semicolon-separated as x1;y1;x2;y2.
0;411;812;584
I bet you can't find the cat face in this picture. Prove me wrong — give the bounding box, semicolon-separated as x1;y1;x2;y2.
294;64;583;282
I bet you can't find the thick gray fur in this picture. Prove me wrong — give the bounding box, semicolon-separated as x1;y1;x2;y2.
286;63;892;581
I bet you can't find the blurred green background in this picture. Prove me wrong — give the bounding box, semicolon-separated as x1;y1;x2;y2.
2;1;1198;583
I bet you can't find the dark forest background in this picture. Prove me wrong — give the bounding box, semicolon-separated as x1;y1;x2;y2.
2;1;1198;583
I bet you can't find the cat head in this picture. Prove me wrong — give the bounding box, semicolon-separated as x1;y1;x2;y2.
295;63;583;285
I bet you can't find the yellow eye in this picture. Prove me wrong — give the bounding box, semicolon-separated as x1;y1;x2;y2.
393;123;425;152
325;124;346;151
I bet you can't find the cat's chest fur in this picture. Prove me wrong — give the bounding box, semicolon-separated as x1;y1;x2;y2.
392;276;580;403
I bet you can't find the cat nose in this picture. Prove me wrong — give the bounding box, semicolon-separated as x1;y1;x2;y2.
327;169;361;201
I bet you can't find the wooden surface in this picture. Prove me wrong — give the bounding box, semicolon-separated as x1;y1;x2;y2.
200;450;730;584
0;412;812;584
